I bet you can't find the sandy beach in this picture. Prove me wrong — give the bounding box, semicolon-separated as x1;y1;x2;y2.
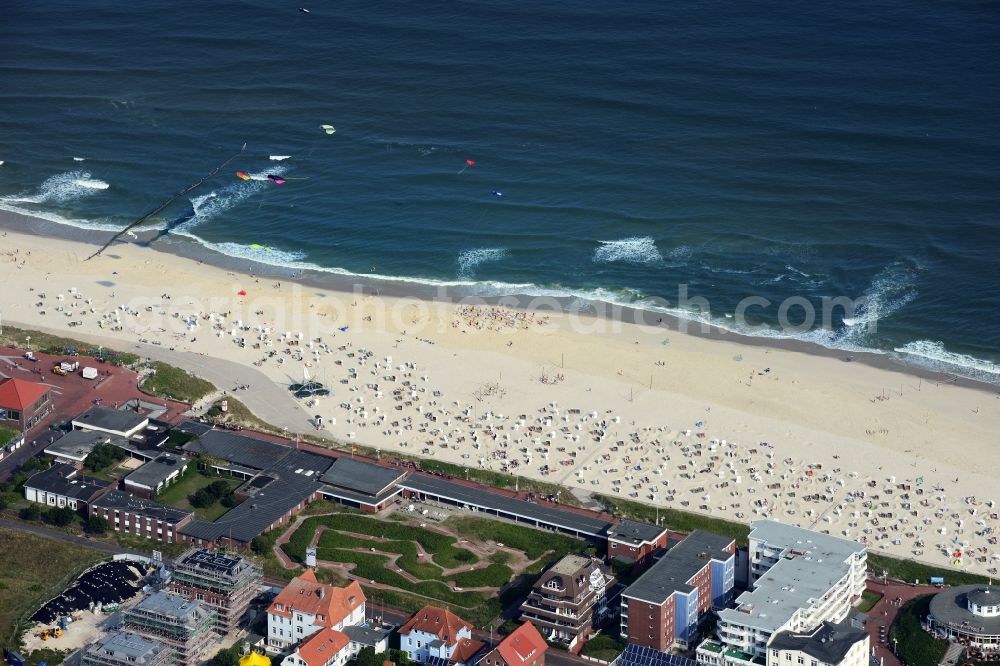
2;224;998;577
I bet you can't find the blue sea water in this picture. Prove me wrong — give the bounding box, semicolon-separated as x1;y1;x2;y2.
1;1;999;380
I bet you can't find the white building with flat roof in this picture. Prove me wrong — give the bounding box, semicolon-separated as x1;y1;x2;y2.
697;521;866;665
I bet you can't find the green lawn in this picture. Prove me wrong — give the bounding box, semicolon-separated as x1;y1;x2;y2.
598;495;751;547
156;471;241;520
0;528;105;653
890;595;947;666
141;361;215;403
408;459;583;507
0;425;19;446
855;589;882;613
579;632;628;661
0;326;140;366
280;512;585;626
287;514;481;568
868;553;993;586
285;514;513;588
443;516;585;570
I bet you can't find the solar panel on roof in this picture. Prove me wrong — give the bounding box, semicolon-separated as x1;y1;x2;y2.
616;645;695;666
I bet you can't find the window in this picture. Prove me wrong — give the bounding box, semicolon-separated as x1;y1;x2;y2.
796;657;804;665
417;642;422;649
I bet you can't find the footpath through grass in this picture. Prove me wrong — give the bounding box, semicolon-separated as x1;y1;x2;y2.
0;528;105;652
443;516;584;572
281;511;587;626
283;514;508;600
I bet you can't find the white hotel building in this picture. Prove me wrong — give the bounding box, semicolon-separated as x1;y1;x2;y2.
697;520;867;665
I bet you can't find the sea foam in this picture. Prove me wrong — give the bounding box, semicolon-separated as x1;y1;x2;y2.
894;340;1000;381
6;171;109;205
457;247;508;279
594;237;662;265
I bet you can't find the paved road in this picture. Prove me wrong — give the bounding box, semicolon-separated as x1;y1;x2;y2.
865;578;941;666
8;321;325;437
0;517;141;557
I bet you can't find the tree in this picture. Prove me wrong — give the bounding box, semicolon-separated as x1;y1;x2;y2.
84;443;126;472
221;494;239;508
356;648;378;666
208;645;241;666
208;479;231;499
44;506;77;527
20;504;41;521
189;488;215;508
87;515;110;534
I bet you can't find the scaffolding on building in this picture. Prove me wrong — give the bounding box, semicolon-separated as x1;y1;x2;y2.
81;632;172;666
120;593;217;666
168;548;262;636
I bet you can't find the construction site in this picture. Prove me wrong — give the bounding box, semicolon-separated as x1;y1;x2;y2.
80;632;172;666
167;549;262;636
118;591;219;666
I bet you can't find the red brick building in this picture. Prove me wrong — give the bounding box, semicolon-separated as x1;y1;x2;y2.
619;531;736;651
0;377;52;434
605;519;669;566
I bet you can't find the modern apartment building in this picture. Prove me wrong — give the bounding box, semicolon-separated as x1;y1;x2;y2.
697;521;866;665
620;531;736;651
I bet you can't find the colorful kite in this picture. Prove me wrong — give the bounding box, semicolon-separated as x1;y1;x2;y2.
267;175;286;185
457;159;475;175
236;171;251;181
320;124;336;135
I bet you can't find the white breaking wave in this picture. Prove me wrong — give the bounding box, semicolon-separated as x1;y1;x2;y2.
174;236;308;266
180;166;287;231
76;178;109;190
594;237;662;265
73;157;86;162
836;261;918;346
457;247;508;279
269;155;291;161
5;171;110;205
894;340;1000;381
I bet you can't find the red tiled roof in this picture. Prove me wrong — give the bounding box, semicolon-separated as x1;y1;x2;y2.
451;638;485;665
267;573;365;627
495;623;547;666
297;628;350;666
0;378;48;411
399;605;472;646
